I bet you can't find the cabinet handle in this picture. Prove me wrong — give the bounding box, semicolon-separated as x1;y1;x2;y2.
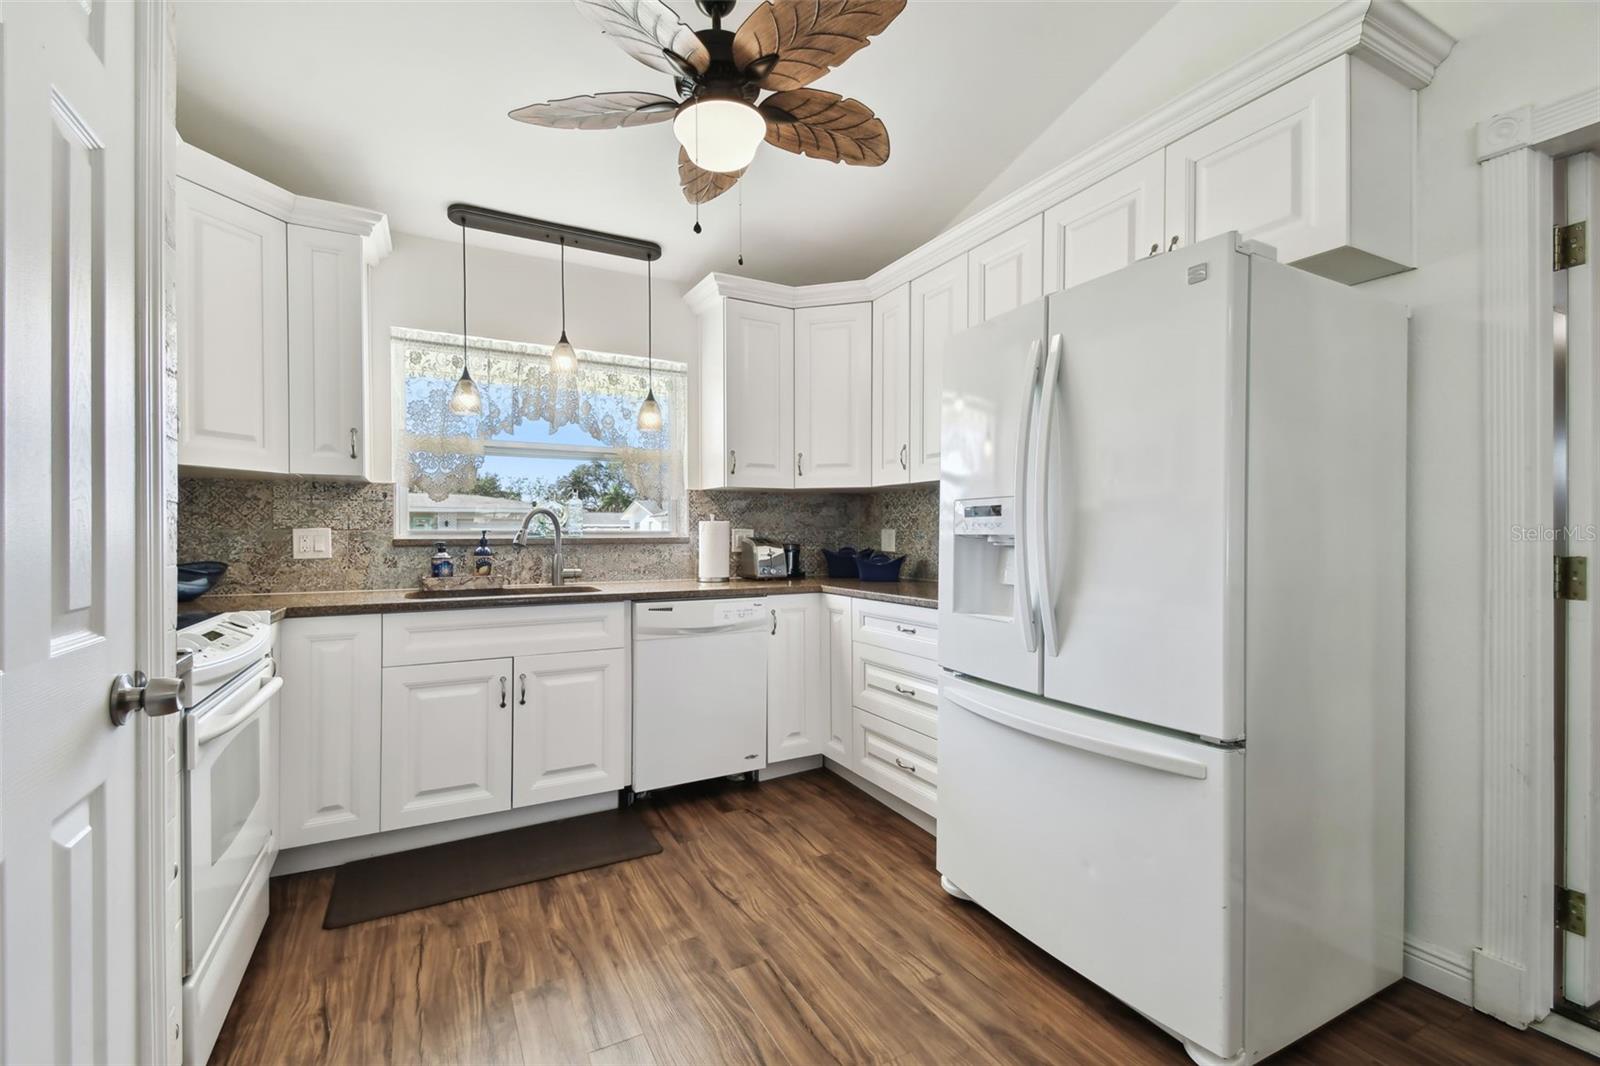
893;757;917;774
895;624;918;635
730;449;737;476
1168;235;1180;251
1147;242;1161;258
518;673;527;706
771;609;778;636
499;676;507;709
797;451;804;477
899;443;907;469
349;427;358;459
893;683;917;697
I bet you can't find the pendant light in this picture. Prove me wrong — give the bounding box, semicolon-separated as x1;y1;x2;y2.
637;256;662;431
549;239;579;376
448;223;482;415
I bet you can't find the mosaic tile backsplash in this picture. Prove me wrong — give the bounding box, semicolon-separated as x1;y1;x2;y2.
178;477;940;595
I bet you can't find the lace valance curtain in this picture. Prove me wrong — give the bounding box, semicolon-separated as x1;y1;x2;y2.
392;327;688;516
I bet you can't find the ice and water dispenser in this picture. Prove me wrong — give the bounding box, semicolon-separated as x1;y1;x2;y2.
949;497;1019;620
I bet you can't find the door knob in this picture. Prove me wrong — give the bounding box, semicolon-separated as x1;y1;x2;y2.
109;652;191;727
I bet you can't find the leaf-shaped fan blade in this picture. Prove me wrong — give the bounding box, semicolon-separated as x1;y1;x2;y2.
509;92;679;130
678;147;745;204
732;0;906;91
574;0;709;79
761;89;889;165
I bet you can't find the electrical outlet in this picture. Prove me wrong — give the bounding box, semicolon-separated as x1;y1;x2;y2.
732;527;755;547
292;527;333;560
880;528;896;552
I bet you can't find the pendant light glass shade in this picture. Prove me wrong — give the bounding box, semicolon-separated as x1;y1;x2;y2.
550;240;579;376
449;223;482;415
637;257;660;430
637;387;662;431
673;98;765;174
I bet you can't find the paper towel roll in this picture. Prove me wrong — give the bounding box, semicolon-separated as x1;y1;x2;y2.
698;519;731;582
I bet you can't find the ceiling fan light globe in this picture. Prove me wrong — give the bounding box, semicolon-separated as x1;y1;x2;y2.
673;99;765;173
550;332;579;375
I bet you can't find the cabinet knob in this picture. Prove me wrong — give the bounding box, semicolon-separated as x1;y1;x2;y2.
771;609;778;636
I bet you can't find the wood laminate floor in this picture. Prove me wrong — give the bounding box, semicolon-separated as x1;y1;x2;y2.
212;771;1587;1065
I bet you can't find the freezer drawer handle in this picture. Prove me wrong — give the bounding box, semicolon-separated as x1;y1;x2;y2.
893;757;917;774
945;688;1209;780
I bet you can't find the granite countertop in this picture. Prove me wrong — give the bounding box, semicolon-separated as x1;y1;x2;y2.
188;576;938;621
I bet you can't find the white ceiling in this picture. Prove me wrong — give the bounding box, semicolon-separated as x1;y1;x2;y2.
175;0;1173;285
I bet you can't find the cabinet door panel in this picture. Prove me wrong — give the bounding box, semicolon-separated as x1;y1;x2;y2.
1043;150;1165;293
822;595;855;764
381;659;513;830
278;616;382;848
908;257;966;484
871;287;911;486
513;649;628;807
967;215;1043;324
795;304;872;487
287;225;367;478
176;179;289;473
725;300;795;488
768;596;825;760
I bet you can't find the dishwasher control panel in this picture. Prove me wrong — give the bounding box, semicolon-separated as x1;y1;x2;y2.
714;601;767;625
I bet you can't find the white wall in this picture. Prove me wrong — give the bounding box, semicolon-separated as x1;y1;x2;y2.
366;231;697;482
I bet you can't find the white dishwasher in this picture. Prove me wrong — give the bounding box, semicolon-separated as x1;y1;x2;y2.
633;598;770;792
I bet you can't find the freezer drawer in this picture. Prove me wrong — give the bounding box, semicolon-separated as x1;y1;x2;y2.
937;674;1243;1060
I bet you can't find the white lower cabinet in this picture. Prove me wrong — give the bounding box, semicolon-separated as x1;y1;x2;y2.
380;658;514;830
768;596;826;760
512;648;628;807
278;616;382;848
852;643;939;739
855;709;938;817
822;595;855;763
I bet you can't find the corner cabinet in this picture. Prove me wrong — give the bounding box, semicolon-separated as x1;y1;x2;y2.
795;304;872;488
769;597;827;760
907;257;966;484
176;141;389;480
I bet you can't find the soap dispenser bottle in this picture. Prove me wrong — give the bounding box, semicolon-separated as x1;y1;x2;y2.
430;542;455;578
474;530;494;576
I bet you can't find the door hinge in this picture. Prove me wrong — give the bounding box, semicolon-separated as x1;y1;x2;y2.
1559;886;1588;936
1555;221;1587;271
1556;555;1588;600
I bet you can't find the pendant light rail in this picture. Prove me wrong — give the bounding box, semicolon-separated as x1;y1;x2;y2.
446;203;662;262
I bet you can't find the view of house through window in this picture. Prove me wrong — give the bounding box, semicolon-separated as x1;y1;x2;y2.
392;327;687;538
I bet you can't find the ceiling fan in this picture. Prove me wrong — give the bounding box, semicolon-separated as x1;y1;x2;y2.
510;0;906;204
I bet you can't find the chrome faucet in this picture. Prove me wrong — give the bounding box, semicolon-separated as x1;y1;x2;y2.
513;505;567;585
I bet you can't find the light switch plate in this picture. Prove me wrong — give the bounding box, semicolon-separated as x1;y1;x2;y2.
292;527;333;560
880;528;896;551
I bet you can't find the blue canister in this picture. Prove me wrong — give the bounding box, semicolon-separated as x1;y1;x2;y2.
430;542;455;578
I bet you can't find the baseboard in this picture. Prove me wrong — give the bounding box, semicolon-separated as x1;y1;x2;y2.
273;791;620;875
762;755;824;780
1403;936;1473;1005
823;757;937;836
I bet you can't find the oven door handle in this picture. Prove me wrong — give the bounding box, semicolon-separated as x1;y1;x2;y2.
190;673;281;767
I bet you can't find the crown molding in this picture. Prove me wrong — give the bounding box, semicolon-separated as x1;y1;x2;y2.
177;138;392;264
685;0;1454;311
685;272;871;313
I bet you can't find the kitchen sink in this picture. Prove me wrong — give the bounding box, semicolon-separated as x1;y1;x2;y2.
406;584;601;599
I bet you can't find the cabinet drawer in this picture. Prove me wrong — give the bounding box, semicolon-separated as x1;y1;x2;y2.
855;709;937;817
852;599;938;659
853;643;939;738
382;603;625;666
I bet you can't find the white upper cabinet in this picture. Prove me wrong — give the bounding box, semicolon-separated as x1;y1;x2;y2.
1164;56;1413;283
176;142;389;480
968;215;1043;324
908;257;966;484
287;225;368;478
795;303;872;488
871;286;912;486
723;299;796;489
1043;149;1166;293
176;179;290;474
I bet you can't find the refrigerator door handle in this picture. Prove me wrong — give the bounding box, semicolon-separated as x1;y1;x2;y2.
945;686;1210;780
1013;339;1042;654
1031;334;1064;656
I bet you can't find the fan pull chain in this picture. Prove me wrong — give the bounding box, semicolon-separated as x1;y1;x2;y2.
737;182;744;267
693;101;703;234
694;200;701;235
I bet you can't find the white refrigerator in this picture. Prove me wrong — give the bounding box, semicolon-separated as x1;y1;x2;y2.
936;233;1407;1065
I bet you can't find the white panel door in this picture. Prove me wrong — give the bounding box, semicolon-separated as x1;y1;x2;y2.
1;2;142;1061
724;299;795;488
795;303;871;487
287;225;366;479
277;616;382;847
381;659;514;830
908;256;967;484
768;597;825;760
176;178;289;473
512;649;628;807
1043;150;1165;293
871;286;912;485
1164;59;1346;266
821;595;855;764
1038;238;1247;742
967;215;1043;324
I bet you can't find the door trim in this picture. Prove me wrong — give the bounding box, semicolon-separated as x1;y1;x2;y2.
1473;86;1600;1030
134;3;179;1061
